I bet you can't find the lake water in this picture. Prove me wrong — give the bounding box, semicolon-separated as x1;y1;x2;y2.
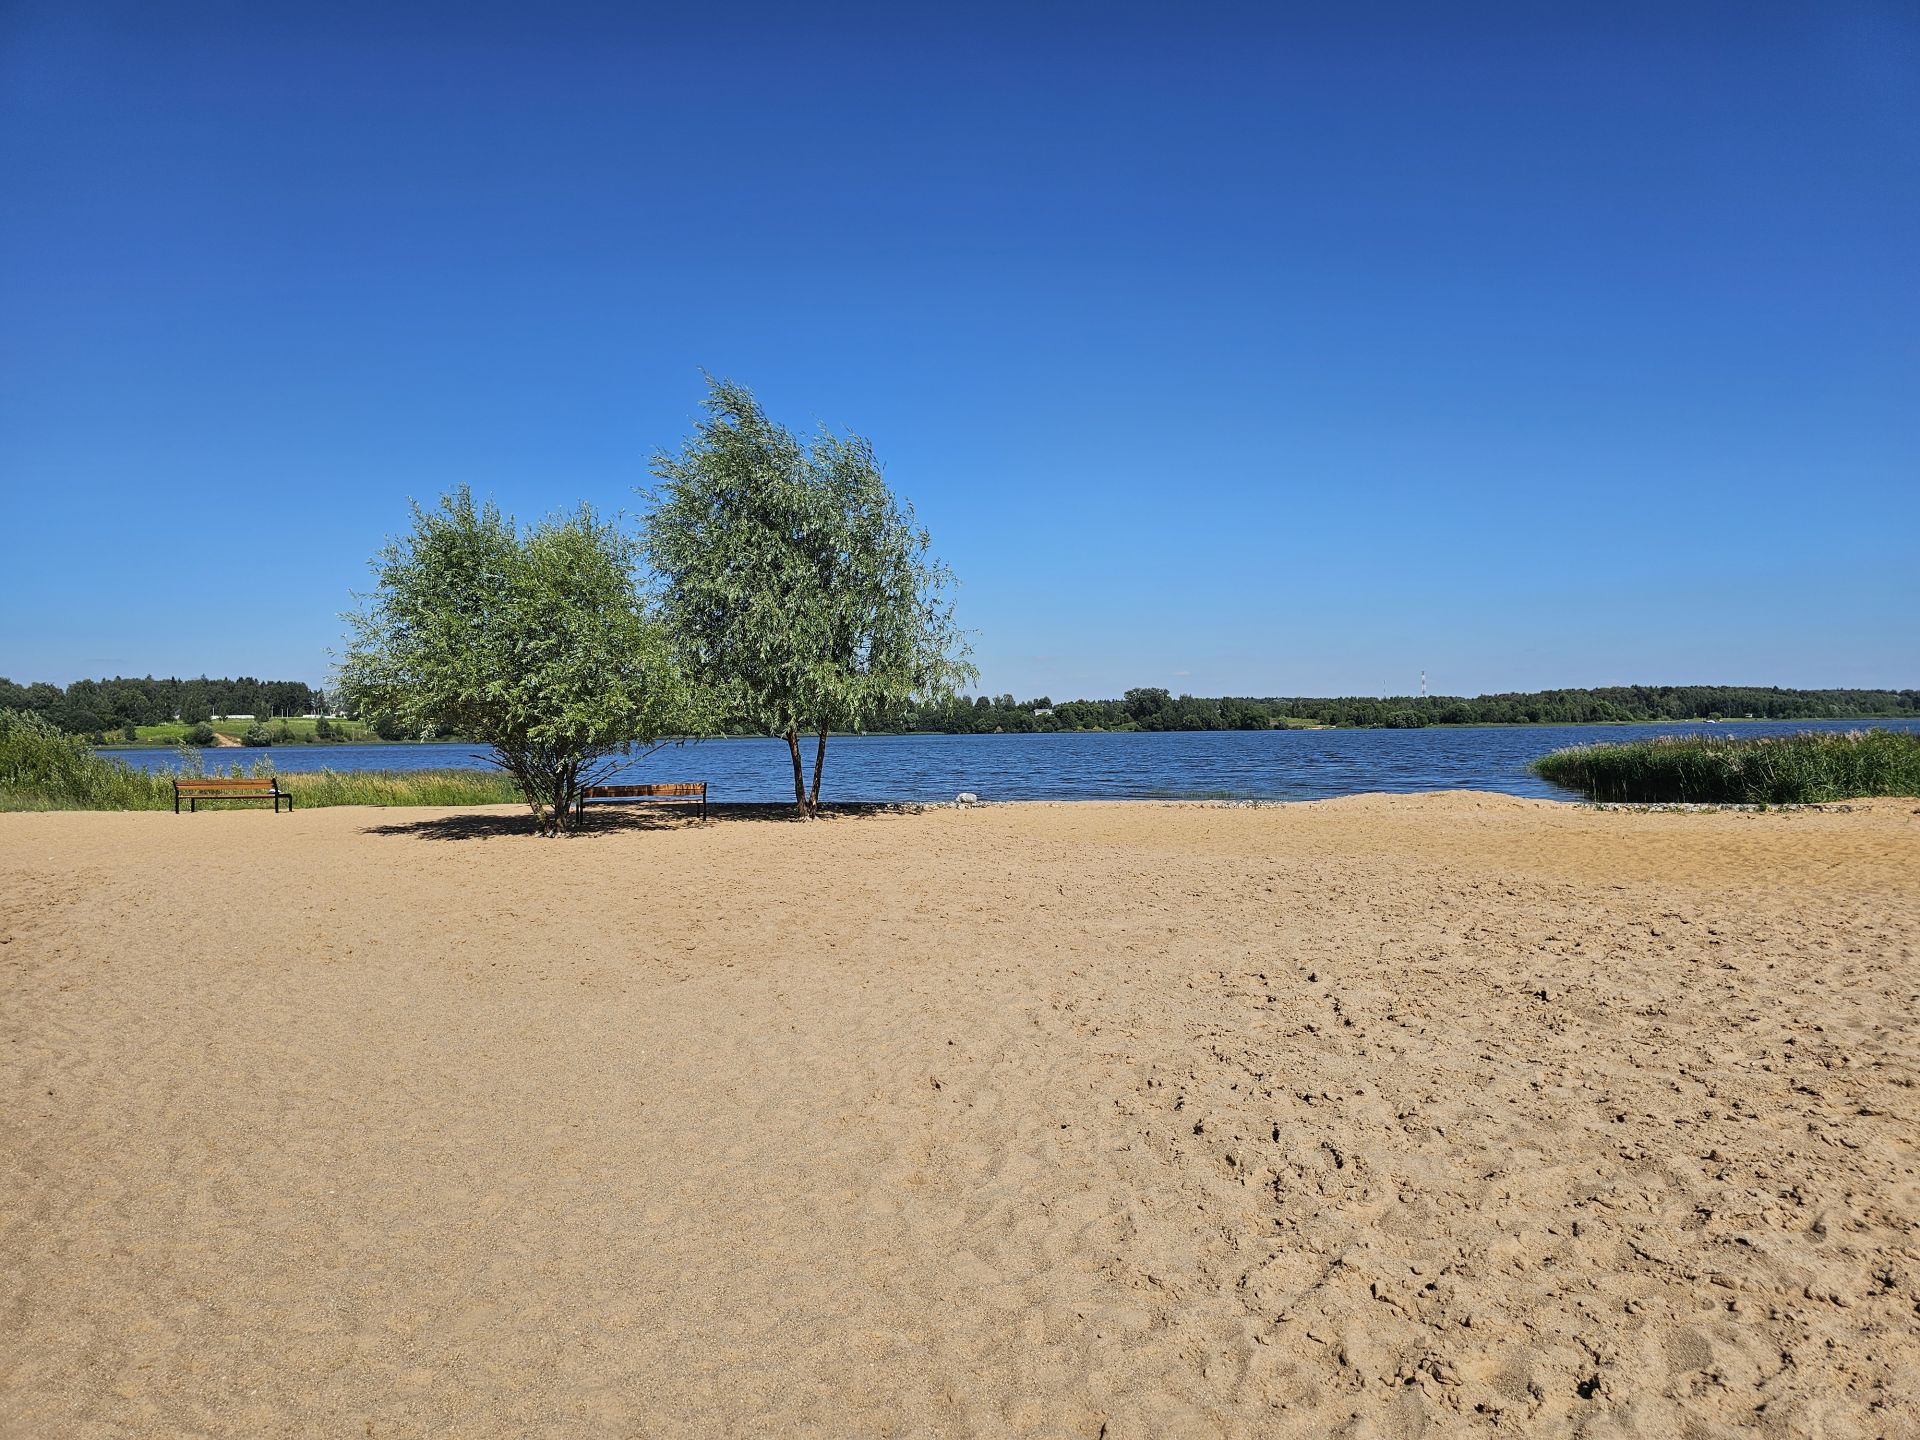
99;718;1920;804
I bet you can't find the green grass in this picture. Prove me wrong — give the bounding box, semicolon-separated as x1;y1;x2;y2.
277;768;522;808
1531;728;1920;804
2;708;518;811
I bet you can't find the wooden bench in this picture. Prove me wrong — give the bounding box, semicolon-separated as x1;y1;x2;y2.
575;782;708;822
174;777;293;813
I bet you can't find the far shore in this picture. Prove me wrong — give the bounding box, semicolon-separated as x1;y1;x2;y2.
93;712;1920;750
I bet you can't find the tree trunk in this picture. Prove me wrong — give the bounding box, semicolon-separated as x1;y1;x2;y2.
808;726;829;810
786;725;808;811
500;755;543;833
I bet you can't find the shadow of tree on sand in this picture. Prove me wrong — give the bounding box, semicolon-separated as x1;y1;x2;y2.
361;801;925;842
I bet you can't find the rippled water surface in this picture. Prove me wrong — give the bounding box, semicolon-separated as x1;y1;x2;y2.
100;718;1920;804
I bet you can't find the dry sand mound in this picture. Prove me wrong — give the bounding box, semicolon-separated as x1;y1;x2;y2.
3;796;1916;1437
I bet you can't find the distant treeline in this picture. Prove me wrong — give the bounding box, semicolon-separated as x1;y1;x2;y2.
0;676;326;737
7;676;1915;742
892;685;1920;733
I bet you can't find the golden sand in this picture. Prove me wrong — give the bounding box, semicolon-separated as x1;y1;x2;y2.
3;795;1916;1436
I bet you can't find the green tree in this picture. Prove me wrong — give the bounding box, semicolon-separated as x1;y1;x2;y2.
644;377;972;810
340;488;703;835
1123;687;1172;724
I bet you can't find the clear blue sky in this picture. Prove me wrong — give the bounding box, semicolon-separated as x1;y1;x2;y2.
3;1;1915;698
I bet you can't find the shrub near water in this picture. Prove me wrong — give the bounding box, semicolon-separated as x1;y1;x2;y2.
0;709;174;809
1;710;520;811
1531;729;1920;804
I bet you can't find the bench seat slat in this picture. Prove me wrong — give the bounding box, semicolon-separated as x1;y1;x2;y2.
575;781;707;820
583;791;714;802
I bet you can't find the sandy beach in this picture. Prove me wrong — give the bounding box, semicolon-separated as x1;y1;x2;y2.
3;795;1916;1437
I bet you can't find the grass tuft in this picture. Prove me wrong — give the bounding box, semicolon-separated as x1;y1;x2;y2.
1531;728;1920;804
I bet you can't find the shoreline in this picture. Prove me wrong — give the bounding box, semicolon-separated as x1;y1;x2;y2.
12;792;1917;818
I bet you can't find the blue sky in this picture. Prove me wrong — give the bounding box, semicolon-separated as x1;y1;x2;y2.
3;1;1915;698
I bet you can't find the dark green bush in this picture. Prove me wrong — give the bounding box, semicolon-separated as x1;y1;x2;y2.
241;723;272;747
185;722;217;746
0;709;172;809
1532;729;1920;804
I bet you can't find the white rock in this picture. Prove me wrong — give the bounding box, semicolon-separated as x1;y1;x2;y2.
956;792;979;806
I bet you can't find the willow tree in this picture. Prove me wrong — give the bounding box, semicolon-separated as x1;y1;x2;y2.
340;488;702;835
643;378;972;811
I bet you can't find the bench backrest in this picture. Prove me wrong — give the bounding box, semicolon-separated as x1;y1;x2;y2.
175;778;280;791
582;782;705;799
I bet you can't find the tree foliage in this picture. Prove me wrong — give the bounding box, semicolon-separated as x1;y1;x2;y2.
643;378;972;808
339;488;701;834
0;675;323;738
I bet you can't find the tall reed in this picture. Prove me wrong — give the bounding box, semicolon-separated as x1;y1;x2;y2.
0;709;175;809
1531;728;1920;804
279;769;521;807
